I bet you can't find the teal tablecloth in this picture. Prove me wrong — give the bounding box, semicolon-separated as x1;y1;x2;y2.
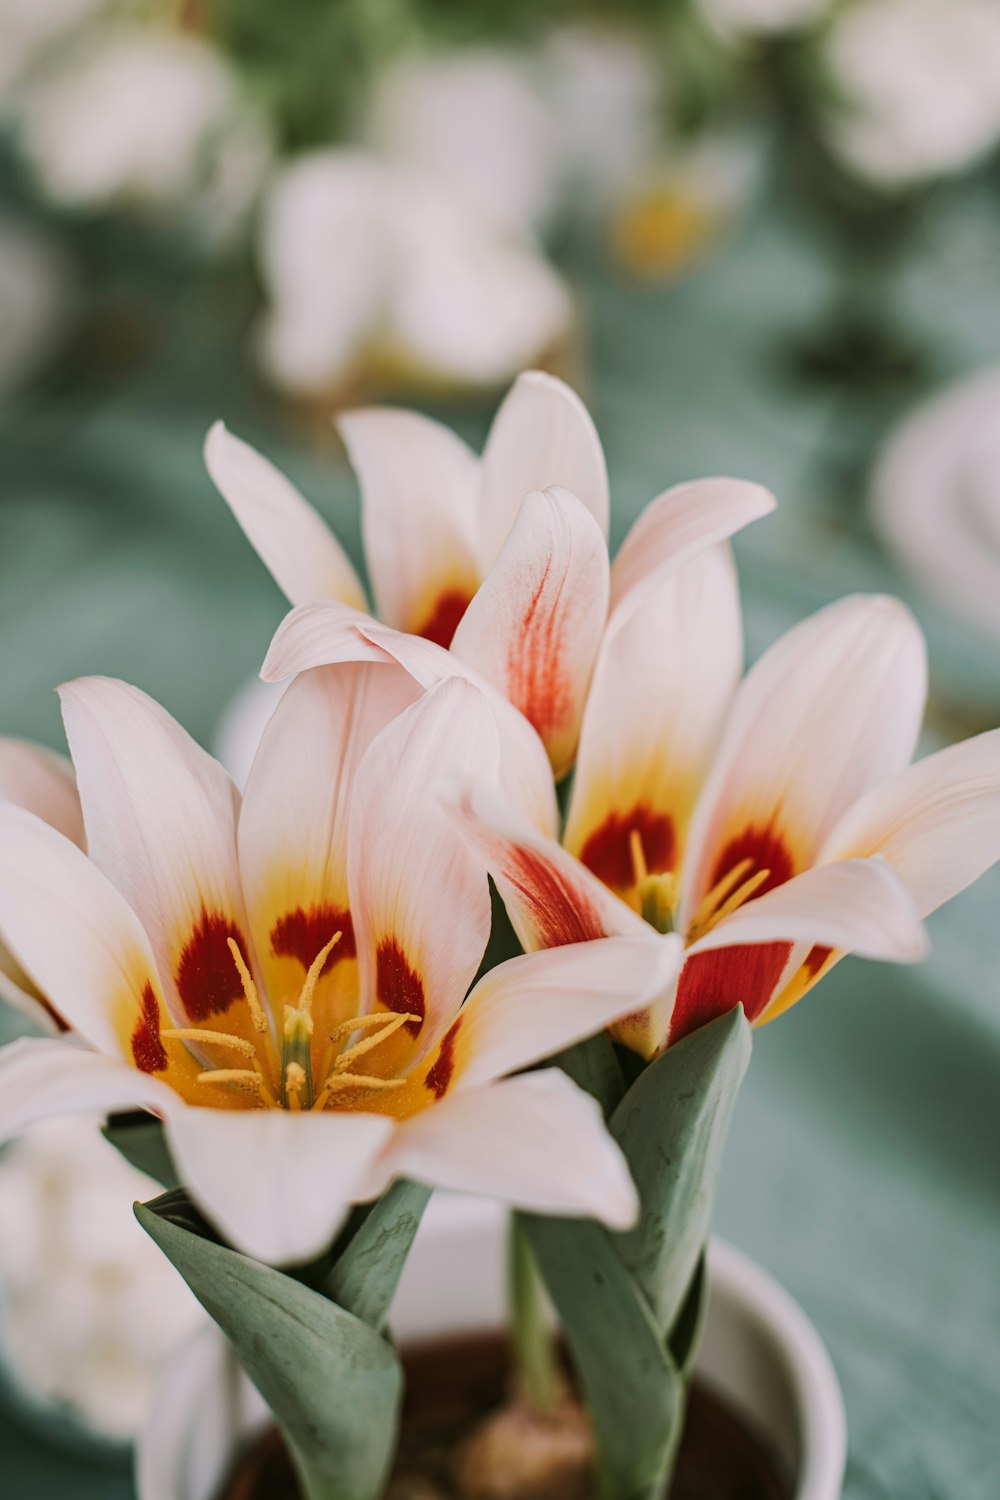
1;192;998;1499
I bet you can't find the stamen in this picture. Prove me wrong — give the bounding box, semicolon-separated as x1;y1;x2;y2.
297;931;342;1018
688;857;754;937
327;1012;400;1047
708;867;771;928
322;1073;407;1094
161;1027;258;1060
226;939;269;1034
196;1067;269;1099
688;861;772;942
629;828;649;887
333;1013;408;1071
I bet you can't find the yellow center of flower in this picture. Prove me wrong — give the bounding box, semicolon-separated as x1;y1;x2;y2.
171;934;409;1112
629;828;678;935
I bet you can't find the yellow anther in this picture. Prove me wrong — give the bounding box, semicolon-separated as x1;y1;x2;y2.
334;1014;407;1071
297;932;342;1018
327;1012;400;1047
708;867;771;928
197;1068;267;1094
323;1072;406;1094
629;828;649;887
687;857;754;939
226;939;269;1034
161;1027;258;1060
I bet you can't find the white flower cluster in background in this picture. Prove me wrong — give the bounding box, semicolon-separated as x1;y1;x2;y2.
3;19;271;241
697;0;829;39
822;0;1000;187
0;218;76;396
0;1117;203;1444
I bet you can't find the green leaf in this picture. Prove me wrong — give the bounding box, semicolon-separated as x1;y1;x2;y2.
136;1197;402;1500
319;1178;430;1330
103;1111;178;1190
520;1212;683;1500
666;1253;707;1378
611;1007;751;1333
550;1031;626;1121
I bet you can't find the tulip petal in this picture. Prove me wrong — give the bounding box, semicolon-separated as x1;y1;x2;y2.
338;406;481;644
478;371;609;567
453;934;683;1089
0;1036;176;1144
820;728;1000;918
263;603;559;837
442;779;646;953
451;487;610;777
0;807;208;1093
349;680;498;1062
204;423;367;611
0;737;83;845
239;662;419;1079
672;855;927;1043
609;477;775;617
565;545;742;899
163;1105;395;1265
60;679;262;1044
389;1070;638;1228
679;594;928;933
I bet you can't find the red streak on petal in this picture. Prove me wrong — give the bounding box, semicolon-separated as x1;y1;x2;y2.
417;589;472;649
670;941;793;1045
506;561;571;740
376;938;425;1033
132;982;167;1074
175;908;248;1022
271;905;356;972
804;943;832;978
425;1018;462;1099
506;848;609;948
580;807;675;891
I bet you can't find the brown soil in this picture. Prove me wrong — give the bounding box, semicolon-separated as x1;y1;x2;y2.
220;1331;791;1500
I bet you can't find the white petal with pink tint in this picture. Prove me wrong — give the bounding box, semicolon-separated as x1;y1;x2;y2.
349;680;498;1054
442;778;646;952
164;1106;395;1265
680;594;928;927
0;805;167;1055
263;605;559;837
452;486;609;776
59;678;251;1029
204;423;367;610
0;738;83;846
391;1069;638;1228
686;856;927;963
455;933;683;1088
339;406;481;638
0;1037;175;1144
564;544;743;889
609;477;775;617
478;371;609;566
821;728;1000;918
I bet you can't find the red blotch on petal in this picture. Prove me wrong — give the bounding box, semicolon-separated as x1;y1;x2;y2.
507;848;610;948
132;983;167;1074
580;806;675;892
417;589;472;649
425;1018;462;1099
271;905;356;972
707;824;795;907
670;941;793;1045
175;908;248;1022
376;938;425;1032
804;943;832;978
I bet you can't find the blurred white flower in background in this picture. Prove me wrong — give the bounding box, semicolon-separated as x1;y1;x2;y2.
696;0;829;40
0;1117;203;1445
367;47;558;239
0;0;106;96
0;217;76;395
873;364;1000;644
9;25;271;240
823;0;1000;187
256;148;572;398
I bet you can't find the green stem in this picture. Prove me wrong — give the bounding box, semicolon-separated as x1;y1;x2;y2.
508;1217;561;1414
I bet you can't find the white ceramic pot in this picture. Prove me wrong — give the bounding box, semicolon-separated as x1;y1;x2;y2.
137;1195;846;1500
